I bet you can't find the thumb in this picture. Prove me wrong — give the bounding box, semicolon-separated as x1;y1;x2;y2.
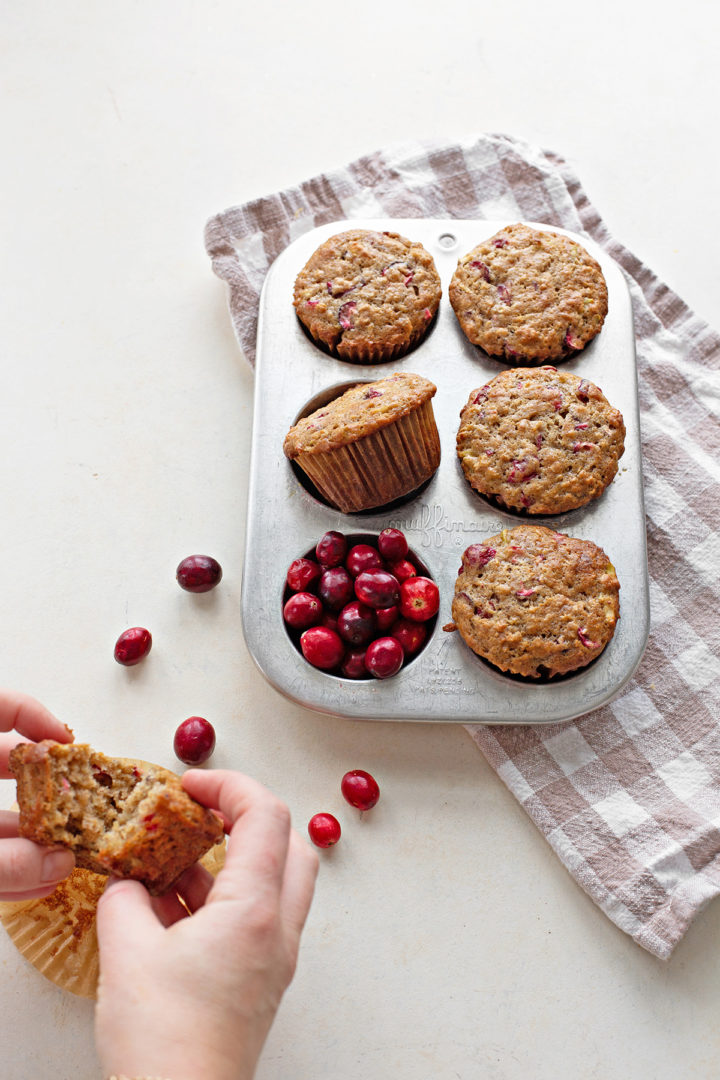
96;878;160;961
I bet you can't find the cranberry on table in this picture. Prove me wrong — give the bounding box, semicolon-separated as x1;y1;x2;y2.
341;769;380;811
308;812;341;848
364;636;404;679
345;543;384;577
319;566;355;611
399;576;440;622
377;528;409;562
176;555;223;593
315;530;348;568
286;557;322;593
114;626;152;666
174;716;216;766
341;648;368;679
375;604;399;632
283;592;323;630
391;617;427;656
300;626;345;670
337;600;377;645
355;569;400;610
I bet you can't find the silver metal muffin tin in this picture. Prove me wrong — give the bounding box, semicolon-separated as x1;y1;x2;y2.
243;219;649;723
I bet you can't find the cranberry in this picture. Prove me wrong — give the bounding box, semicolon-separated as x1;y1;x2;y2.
308;812;341;848
399;577;439;622
391;618;427;656
345;544;384;577
283;592;323;630
286;557;322;593
173;716;216;766
388;558;417;583
364;637;404;679
300;626;345;670
377;528;408;562
319;567;355;611
341;769;380;811
321;611;339;633
341;648;368;679
114;627;152;666
176;555;223;593
375;604;399;632
337;601;377;645
315;531;348;568
355;570;400;610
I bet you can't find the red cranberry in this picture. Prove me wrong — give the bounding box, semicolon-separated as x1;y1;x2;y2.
377;528;408;562
308;812;341;848
337;601;377;645
346;544;384;577
174;716;216;765
114;627;152;666
300;626;345;670
365;636;404;679
321;611;339;633
391;617;427;656
375;604;399;631
355;570;400;610
341;648;368;679
315;531;348;568
388;558;417;583
341;769;380;810
319;567;355;611
286;557;322;593
283;592;323;630
176;555;223;593
399;576;439;622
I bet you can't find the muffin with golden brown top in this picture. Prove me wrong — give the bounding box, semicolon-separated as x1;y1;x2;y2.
451;525;620;677
449;224;608;362
283;372;441;513
456;366;625;513
293;229;441;362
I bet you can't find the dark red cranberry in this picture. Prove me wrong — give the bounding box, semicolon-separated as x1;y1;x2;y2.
377;528;408;562
399;576;440;622
176;555;223;593
315;531;348;568
388;558;417;583
321;611;339;633
300;626;345;670
286;557;322;593
364;637;404;679
337;601;377;645
114;627;152;666
308;812;341;848
341;648;369;679
341;769;380;810
375;604;399;631
319;567;355;611
283;592;323;630
390;617;427;656
355;570;400;610
345;544;384;577
173;716;216;765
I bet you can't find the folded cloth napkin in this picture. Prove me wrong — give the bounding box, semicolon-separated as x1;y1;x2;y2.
205;133;720;959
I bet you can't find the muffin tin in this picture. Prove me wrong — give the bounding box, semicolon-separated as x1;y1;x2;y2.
243;219;649;723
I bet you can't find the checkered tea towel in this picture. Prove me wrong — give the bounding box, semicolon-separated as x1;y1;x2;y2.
205;133;720;959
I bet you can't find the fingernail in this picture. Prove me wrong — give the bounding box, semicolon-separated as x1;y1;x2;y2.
41;850;74;884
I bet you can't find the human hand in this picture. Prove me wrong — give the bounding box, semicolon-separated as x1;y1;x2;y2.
0;688;75;901
95;769;319;1080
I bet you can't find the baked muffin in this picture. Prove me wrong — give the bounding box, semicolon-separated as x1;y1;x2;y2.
9;741;224;896
456;366;625;513
448;224;608;362
293;229;441;362
451;525;620;677
283;372;441;513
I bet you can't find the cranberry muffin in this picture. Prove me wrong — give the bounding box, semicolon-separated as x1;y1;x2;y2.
451;525;620;677
456;366;625;513
449;224;608;362
293;229;441;362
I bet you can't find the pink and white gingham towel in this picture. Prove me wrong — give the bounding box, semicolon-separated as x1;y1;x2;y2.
205;133;720;959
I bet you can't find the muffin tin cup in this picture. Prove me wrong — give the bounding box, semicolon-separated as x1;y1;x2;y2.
243;219;649;724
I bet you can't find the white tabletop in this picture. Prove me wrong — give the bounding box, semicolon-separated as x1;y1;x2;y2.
2;4;719;1078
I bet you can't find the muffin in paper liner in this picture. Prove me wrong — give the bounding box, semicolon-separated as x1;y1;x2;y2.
0;831;226;999
284;373;441;513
